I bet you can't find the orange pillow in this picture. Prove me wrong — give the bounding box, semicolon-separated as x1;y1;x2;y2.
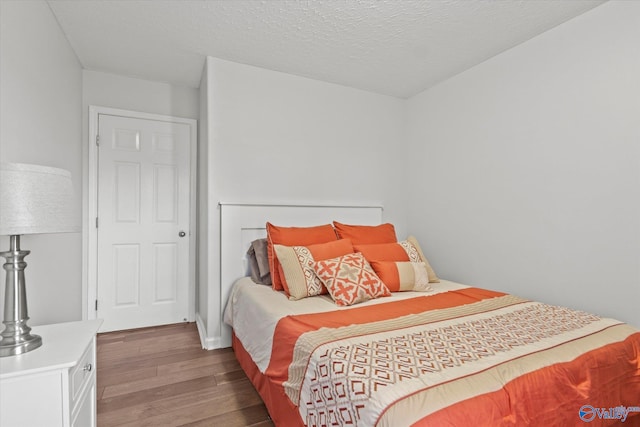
266;223;338;291
353;242;409;262
369;261;432;292
333;221;397;245
274;239;354;300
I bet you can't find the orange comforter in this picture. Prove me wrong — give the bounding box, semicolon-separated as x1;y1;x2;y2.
239;288;640;426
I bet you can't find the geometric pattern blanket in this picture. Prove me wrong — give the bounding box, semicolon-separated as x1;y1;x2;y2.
264;288;640;426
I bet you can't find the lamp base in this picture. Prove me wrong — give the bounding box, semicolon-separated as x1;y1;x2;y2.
0;235;42;357
0;329;42;357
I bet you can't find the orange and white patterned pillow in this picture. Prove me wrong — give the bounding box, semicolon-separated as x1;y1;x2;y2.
314;252;390;306
273;239;354;300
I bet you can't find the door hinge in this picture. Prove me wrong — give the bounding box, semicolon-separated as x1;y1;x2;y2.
95;299;98;311
96;134;100;146
96;217;99;228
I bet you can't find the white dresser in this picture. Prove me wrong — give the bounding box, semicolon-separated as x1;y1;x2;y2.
0;319;102;427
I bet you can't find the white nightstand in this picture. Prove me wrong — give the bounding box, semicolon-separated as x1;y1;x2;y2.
0;319;103;427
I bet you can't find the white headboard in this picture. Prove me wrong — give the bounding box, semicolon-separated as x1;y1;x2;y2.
218;202;383;347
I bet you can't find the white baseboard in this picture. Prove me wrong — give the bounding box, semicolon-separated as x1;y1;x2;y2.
195;313;221;350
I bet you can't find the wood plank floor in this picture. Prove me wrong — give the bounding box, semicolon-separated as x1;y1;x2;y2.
97;322;275;427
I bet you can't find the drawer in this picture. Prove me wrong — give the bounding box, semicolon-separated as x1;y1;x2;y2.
69;338;96;407
72;383;96;427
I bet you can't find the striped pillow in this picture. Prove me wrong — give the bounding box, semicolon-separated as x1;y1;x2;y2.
369;261;432;292
274;239;354;300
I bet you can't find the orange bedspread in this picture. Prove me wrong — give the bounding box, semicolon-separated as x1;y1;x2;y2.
245;288;640;426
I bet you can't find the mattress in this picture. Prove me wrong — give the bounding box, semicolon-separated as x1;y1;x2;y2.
224;277;640;426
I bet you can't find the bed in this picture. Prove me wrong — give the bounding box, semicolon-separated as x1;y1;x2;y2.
221;204;640;426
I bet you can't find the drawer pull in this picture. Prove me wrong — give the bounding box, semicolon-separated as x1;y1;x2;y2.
83;363;92;372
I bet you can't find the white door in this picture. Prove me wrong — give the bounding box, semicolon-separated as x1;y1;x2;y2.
96;113;191;332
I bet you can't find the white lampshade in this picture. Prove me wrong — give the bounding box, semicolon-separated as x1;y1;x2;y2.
0;162;80;235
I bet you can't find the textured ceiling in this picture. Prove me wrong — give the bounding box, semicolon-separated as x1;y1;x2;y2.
47;0;605;98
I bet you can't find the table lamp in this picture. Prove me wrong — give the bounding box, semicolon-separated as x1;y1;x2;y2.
0;163;80;357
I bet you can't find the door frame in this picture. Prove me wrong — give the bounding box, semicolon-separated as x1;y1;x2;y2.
84;106;197;325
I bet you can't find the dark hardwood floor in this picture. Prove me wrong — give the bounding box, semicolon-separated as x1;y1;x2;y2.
97;322;275;427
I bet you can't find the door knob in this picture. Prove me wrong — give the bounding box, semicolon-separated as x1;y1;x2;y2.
179;231;186;237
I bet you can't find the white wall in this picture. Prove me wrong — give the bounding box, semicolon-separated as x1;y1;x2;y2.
197;59;212;332
200;57;407;344
406;1;640;327
0;1;83;325
82;70;199;120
